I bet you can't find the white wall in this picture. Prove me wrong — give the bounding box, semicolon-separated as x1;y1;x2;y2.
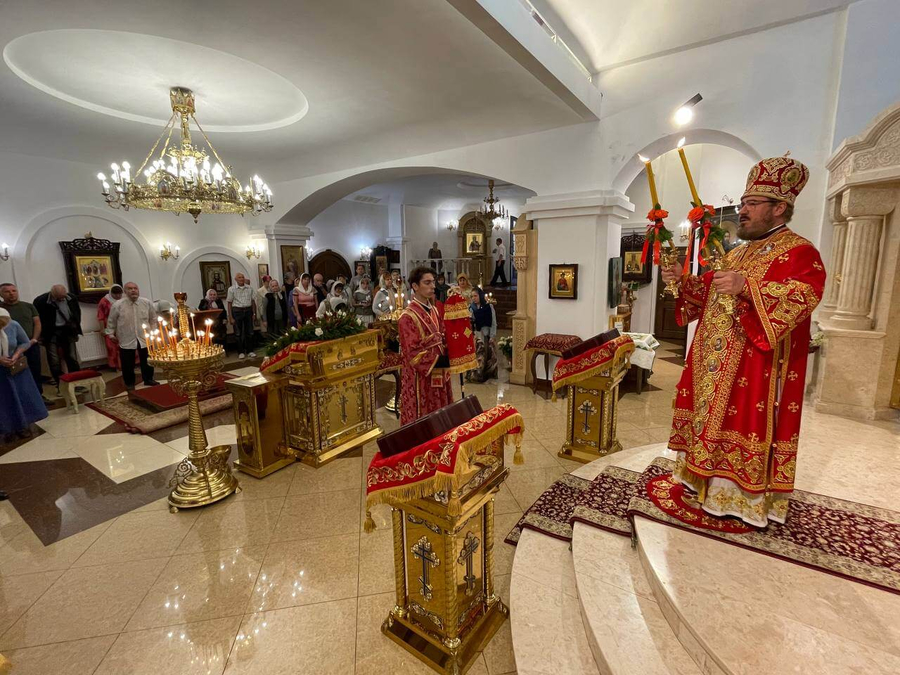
0;151;259;331
832;0;900;146
598;11;846;248
305;199;389;268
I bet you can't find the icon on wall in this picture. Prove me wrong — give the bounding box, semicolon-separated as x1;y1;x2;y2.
465;232;484;254
548;263;578;300
199;261;232;297
59;234;123;303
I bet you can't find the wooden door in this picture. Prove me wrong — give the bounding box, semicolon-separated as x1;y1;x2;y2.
309;250;352;282
653;247;687;342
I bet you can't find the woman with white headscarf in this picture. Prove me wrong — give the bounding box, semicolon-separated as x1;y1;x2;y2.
0;307;48;440
316;282;349;318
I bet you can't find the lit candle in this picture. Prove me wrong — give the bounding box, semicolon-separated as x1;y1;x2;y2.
190;313;197;340
205;320;212;346
676;138;702;206
637;154;660;208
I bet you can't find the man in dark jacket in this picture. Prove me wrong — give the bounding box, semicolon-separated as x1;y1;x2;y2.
33;284;82;384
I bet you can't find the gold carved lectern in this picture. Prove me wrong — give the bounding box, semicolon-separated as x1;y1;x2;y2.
366;403;524;675
555;337;634;464
226;331;382;472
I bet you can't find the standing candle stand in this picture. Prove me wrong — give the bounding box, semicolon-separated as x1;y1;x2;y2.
146;292;239;512
372;287;406;414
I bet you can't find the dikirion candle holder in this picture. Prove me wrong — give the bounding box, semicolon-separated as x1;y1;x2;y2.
147;292;239;511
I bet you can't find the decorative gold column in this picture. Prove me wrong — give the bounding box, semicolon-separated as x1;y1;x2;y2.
510;216;536;386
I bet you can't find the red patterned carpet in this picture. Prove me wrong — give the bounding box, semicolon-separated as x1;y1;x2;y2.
506;457;900;595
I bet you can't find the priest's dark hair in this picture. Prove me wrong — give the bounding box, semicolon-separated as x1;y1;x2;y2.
408;266;435;288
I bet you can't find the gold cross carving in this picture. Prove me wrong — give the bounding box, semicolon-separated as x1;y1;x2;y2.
411;536;440;602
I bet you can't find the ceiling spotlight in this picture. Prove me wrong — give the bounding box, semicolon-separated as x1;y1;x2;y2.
674;93;702;126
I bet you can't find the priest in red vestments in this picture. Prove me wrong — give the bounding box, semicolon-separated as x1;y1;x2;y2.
661;156;826;527
398;266;454;425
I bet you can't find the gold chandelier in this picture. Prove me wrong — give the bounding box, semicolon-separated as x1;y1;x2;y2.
98;87;272;223
479;179;507;226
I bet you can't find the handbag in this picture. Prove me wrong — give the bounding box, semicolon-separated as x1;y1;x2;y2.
5;357;27;376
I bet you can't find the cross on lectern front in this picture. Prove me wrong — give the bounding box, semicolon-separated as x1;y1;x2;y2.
457;531;480;596
411;536;440;601
578;400;597;434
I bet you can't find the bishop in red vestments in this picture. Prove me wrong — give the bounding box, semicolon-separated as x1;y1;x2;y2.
662;156;826;527
398;266;454;425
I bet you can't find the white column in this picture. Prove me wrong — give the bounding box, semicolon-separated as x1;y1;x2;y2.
819;198;847;316
388;204;408;276
526;189;634;344
263;223;313;282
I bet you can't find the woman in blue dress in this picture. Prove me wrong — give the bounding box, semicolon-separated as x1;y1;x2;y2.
0;307;48;441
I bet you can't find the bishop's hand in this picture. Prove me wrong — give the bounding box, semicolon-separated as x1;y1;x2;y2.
712;271;746;296
660;265;680;284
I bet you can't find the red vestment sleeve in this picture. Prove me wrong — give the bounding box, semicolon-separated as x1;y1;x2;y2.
738;245;826;351
398;311;443;375
675;273;712;326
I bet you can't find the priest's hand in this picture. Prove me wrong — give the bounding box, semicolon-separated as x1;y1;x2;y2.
712;271;746;295
660;265;680;284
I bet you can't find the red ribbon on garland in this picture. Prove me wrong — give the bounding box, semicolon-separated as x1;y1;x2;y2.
641;222;663;265
683;205;715;274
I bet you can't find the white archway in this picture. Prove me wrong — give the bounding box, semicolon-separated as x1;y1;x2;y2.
612;129;761;195
12;205;159;299
172;245;254;299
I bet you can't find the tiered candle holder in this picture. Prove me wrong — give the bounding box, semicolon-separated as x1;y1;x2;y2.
148;293;240;512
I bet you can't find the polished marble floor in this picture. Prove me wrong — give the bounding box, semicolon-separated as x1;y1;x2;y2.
2;341;894;674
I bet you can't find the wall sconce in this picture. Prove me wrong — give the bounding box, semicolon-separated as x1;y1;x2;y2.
360;246;372;259
0;243;9;262
679;220;691;242
159;242;179;261
446;219;458;231
722;194;739;214
246;243;262;260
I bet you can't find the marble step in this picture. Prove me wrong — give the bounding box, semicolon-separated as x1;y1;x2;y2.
634;517;900;675
571;523;703;675
509;529;601;675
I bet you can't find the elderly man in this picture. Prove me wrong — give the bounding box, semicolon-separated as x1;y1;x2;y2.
661;156;825;527
0;282;43;395
106;282;159;390
227;273;257;359
33;284;81;386
312;273;328;305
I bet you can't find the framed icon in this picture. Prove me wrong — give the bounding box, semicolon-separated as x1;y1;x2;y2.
199;261;232;298
59;235;123;303
280;245;305;280
257;263;269;287
549;263;578;300
465;232;484;255
620;232;652;283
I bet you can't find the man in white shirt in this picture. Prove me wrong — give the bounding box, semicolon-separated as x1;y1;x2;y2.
227;273;257;359
490;237;508;286
106;282;159;390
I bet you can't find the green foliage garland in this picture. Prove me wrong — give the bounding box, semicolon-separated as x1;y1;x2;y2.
264;310;367;357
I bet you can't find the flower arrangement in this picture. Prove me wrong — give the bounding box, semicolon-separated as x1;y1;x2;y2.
685;202;726;269
497;335;513;361
642;206;674;266
809;330;825;351
264;310;367;356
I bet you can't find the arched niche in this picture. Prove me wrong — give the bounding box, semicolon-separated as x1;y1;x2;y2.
173;245;254;304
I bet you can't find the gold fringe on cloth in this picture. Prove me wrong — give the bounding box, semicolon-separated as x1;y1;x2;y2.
551;342;635;393
364;412;525;529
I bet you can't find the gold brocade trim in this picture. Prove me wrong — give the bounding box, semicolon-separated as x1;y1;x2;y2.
443;303;472;321
551;340;634;392
443;352;477;376
746;277;777;348
365;412;525;513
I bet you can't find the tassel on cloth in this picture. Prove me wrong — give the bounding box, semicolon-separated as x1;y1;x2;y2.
513;440;525;465
364;510;377;534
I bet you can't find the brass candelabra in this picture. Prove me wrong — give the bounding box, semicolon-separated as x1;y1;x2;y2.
147;293;240;511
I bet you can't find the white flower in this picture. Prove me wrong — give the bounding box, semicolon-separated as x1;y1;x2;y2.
314;327;324;337
356;317;363;325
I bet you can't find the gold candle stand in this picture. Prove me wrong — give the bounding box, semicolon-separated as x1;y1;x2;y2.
379;442;509;674
148;294;239;511
558;341;634;464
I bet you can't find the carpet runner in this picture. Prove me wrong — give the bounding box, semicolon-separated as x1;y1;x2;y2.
87;391;233;433
506;457;900;595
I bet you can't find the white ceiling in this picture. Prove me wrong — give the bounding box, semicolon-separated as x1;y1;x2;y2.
0;0;584;182
343;173;535;211
530;0;858;72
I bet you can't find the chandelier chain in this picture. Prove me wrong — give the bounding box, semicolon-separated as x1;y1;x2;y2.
135;113;176;178
190;114;232;175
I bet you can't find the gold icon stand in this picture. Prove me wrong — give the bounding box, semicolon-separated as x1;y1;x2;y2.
558;341;634;464
148;294;240;511
380;443;510;674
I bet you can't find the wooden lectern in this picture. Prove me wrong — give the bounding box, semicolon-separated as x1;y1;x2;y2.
367;397;524;674
555;332;634;463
